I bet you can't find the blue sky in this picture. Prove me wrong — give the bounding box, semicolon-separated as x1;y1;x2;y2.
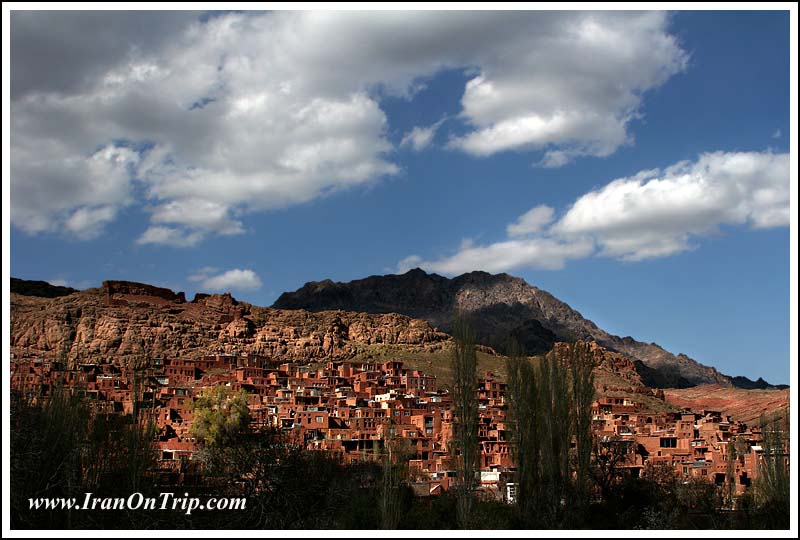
9;9;792;383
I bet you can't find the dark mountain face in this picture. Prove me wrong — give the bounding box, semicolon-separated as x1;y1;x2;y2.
274;268;739;388
11;277;78;298
729;376;789;391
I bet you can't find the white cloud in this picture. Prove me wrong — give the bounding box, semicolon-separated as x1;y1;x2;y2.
196;268;263;292
772;129;781;139
63;206;118;240
150;199;245;237
11;11;688;244
396;255;424;274
404;237;594;275
136;226;204;248
398;150;790;273
400;119;445;151
507;205;555;237
11;143;137;237
187;266;220;283
553;151;790;260
448;11;687;163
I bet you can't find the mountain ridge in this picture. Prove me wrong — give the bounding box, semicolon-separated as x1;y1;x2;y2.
273;268;782;389
9;275;785;390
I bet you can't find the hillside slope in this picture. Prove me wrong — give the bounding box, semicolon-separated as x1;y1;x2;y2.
10;280;449;367
274;268;753;388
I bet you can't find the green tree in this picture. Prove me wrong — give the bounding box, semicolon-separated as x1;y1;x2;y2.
10;386;158;529
536;349;573;526
752;412;790;528
724;434;738;510
505;342;591;527
378;419;411;529
450;315;478;529
505;340;540;525
568;342;596;514
191;386;252;448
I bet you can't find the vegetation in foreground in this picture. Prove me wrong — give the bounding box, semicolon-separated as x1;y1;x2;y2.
10;322;790;530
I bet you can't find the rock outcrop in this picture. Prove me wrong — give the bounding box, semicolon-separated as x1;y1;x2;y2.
274;268;738;388
11;281;450;367
664;385;790;425
11;277;78;298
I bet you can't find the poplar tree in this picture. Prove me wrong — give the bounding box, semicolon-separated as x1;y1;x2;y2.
505;341;595;527
379;419;404;529
569;342;596;513
451;315;478;529
754;412;789;528
505;340;539;522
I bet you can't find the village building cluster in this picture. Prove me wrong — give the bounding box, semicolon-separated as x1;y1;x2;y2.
11;352;778;502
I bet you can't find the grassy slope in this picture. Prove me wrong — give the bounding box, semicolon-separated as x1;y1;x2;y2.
344;342;677;414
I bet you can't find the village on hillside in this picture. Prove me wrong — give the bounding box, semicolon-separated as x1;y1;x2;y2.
10;351;783;504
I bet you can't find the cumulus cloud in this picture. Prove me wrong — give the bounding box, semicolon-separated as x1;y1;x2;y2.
136;226;204;248
150;199;245;236
507;205;555;237
448;11;687;162
11;11;688;243
11;143;138;238
192;268;263;292
398;150;790;274
404;237;595;275
553;151;790;260
64;206;118;240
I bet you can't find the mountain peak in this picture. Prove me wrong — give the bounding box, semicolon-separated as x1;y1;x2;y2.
274;269;736;389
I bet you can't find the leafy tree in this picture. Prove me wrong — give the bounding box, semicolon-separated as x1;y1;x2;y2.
752;412;790;529
450;315;478;529
379;419;412;529
505;342;593;527
592;435;632;500
724;434;738;510
535;350;573;526
10;386;158;529
505;340;539;524
190;386;251;448
568;342;595;513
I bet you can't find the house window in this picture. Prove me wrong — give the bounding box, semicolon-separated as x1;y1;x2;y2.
660;437;677;448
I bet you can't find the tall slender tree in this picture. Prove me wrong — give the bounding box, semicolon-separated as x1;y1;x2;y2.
505;340;539;524
569;342;595;513
450;315;478;529
505;341;595;527
753;412;790;528
378;419;405;529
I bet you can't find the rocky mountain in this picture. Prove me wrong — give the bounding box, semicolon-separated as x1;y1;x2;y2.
664;385;790;425
12;276;789;424
10;280;450;368
10;278;666;407
11;277;78;298
11;275;783;393
273;268;775;389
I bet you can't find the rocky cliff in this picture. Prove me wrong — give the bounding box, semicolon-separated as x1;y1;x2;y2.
274;268;749;388
11;277;78;298
664;385;790;425
10;280;450;367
